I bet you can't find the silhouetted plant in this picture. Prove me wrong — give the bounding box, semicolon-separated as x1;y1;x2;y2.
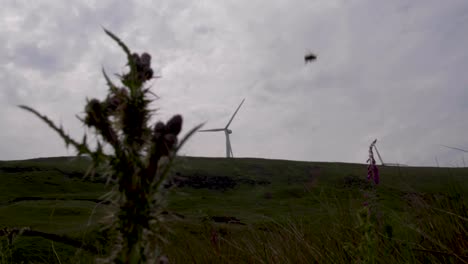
19;29;201;263
343;139;384;262
367;139;380;185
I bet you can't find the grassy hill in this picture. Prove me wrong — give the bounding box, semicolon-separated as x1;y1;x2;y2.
0;156;467;263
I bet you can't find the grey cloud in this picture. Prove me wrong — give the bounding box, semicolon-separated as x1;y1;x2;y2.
10;43;63;72
1;0;467;167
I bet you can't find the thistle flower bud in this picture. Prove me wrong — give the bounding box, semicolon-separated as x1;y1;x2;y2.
151;116;181;157
166;115;182;135
164;134;178;149
86;99;101;114
118;87;129;97
105;95;122;112
144;68;153;81
131;53;140;65
153;122;166;139
84;98;110;130
140;53;151;67
105;87;130;114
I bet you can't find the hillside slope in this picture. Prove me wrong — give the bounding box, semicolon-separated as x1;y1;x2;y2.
0;156;467;262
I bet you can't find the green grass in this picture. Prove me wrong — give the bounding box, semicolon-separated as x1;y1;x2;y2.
0;156;467;263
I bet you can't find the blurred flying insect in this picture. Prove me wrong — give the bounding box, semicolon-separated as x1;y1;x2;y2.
304;52;317;64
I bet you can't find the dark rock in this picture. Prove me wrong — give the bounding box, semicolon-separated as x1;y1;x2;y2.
210;216;245;225
165;172;271;190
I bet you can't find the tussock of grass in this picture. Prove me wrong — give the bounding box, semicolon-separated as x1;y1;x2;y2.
161;188;467;263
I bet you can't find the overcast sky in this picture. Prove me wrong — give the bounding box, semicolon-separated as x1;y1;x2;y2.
1;0;467;167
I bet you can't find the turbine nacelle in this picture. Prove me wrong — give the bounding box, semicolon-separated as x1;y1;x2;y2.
198;98;245;158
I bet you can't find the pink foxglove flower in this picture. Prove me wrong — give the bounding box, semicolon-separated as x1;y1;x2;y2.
367;139;380;185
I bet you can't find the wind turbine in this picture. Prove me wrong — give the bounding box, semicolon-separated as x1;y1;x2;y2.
199;98;245;158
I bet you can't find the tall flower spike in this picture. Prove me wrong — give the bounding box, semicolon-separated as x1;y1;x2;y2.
367;139;380;185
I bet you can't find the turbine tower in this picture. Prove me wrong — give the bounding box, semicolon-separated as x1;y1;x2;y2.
199;98;245;158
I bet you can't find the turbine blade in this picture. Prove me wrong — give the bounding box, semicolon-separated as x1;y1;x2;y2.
440;145;468;153
225;98;245;129
198;128;225;132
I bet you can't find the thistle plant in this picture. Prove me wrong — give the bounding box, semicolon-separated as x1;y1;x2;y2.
19;29;200;263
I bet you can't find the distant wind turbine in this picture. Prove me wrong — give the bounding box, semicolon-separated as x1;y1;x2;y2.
199;98;245;158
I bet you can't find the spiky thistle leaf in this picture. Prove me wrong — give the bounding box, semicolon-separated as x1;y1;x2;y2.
103;28;139;93
103;28;132;61
102;68;119;93
18;105;90;154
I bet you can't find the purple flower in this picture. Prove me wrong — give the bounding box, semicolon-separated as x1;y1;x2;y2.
367;140;380;185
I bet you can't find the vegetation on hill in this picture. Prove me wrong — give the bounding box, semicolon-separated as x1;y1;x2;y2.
0;156;467;263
